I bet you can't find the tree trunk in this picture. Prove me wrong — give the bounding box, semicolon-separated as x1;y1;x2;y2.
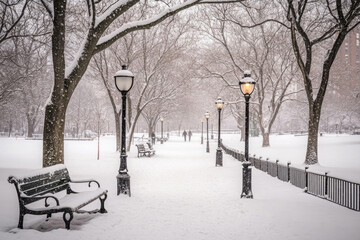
148;123;152;138
126;109;141;151
262;132;270;147
43;0;67;167
127;95;133;130
27;117;35;138
76;122;79;138
305;103;321;165
97;121;100;160
43;102;66;167
8;119;12;137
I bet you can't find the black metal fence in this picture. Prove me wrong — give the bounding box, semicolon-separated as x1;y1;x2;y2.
220;142;360;211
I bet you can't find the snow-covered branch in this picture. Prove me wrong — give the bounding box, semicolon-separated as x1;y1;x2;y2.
95;0;242;53
40;0;53;19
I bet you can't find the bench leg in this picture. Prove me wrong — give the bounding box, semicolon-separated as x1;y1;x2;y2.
99;194;108;213
18;212;25;229
46;213;52;221
63;212;73;230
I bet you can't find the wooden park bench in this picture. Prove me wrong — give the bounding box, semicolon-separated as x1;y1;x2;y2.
136;143;155;157
8;164;108;230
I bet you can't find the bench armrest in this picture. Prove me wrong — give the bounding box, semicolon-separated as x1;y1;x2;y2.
21;195;60;207
70;179;100;188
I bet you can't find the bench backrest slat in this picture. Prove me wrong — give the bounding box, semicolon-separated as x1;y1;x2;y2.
22;183;69;205
13;168;71;204
136;144;146;151
23;179;69;197
19;169;69;191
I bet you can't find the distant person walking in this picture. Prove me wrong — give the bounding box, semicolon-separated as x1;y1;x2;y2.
182;130;187;142
188;130;192;142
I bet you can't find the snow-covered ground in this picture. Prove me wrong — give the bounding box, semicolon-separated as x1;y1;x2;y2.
0;134;359;240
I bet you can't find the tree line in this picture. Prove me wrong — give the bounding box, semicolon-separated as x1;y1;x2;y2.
0;0;359;167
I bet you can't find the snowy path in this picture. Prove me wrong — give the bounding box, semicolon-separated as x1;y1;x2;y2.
0;136;359;240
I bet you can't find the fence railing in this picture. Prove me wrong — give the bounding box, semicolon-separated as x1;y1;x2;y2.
220;142;360;211
290;166;308;189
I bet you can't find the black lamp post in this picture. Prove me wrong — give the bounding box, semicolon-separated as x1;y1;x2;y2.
205;111;210;153
160;117;164;144
201;120;204;144
114;65;134;197
215;97;224;166
239;70;256;199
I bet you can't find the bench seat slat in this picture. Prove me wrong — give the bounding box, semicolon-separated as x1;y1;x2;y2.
26;188;108;212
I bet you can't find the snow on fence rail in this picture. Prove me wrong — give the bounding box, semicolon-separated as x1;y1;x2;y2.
220;142;360;211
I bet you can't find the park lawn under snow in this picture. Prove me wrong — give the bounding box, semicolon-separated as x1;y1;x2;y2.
0;134;359;240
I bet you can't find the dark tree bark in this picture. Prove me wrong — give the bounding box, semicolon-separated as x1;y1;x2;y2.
43;0;67;166
8;118;12;137
287;0;359;164
93;52;121;151
0;0;29;44
41;0;243;167
26;115;35;138
262;132;270;147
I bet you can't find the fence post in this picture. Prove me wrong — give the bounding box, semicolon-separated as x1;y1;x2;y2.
287;162;291;182
276;160;279;178
305;166;309;193
325;172;328;198
266;158;269;173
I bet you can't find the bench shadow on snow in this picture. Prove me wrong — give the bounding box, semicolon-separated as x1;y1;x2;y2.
8;214;97;232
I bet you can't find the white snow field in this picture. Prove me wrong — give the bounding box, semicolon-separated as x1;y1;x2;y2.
0;134;359;240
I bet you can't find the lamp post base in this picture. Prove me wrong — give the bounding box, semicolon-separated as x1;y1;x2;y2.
216;148;223;166
241;162;253;198
117;172;131;197
201;137;203;144
161;138;163;144
206;141;210;153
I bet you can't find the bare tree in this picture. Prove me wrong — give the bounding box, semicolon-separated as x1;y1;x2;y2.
39;0;243;167
285;0;360;164
91;32;139;151
94;101;107;160
126;20;190;150
0;2;51;137
0;0;30;44
199;4;299;147
229;101;245;141
16;38;51;137
141;98;174;140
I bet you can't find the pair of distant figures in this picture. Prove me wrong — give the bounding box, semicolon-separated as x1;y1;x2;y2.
182;130;192;142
